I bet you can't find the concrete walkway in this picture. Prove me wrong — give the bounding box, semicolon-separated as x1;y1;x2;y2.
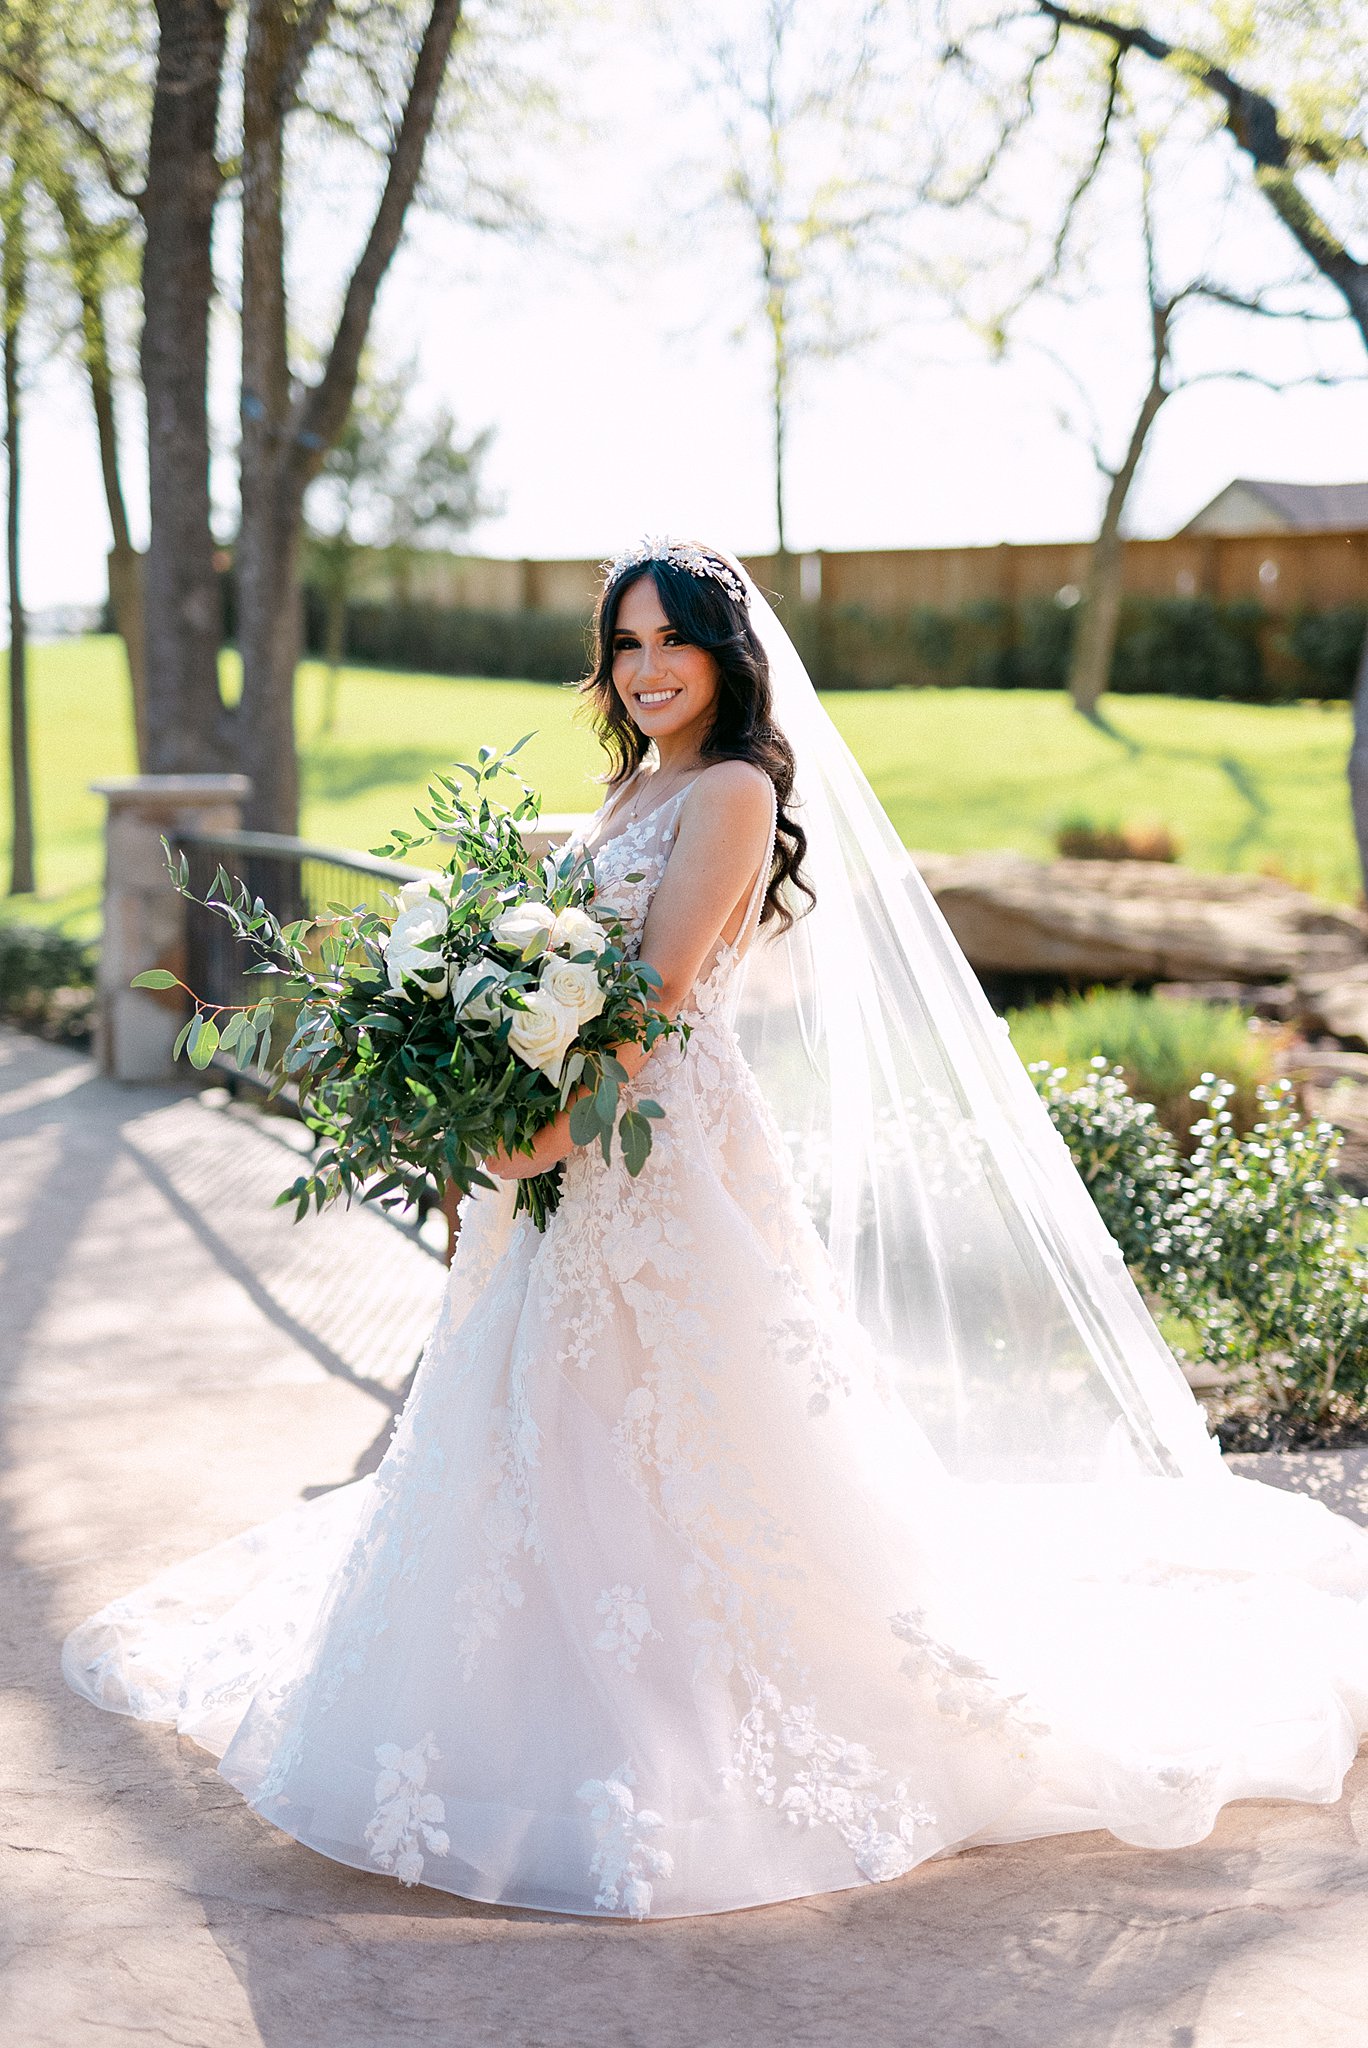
4;1027;1368;2048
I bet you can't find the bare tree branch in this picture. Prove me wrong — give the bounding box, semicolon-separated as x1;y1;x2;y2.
276;0;337;116
0;58;142;206
1033;1;1368;345
293;0;465;477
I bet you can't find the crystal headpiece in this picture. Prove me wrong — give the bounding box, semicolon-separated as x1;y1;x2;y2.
602;536;748;608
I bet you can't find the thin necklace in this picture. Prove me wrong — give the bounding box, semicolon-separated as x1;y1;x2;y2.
621;755;701;827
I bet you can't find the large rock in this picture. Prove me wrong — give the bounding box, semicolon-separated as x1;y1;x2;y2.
909;851;1368;984
1297;964;1368;1050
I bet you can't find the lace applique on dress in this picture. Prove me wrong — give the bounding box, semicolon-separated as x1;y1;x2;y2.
576;1763;675;1919
364;1733;451;1885
452;1373;543;1679
891;1609;1048;1749
594;1585;660;1673
725;1673;937;1884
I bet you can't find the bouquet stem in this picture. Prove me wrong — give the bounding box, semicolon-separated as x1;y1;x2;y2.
514;1166;565;1231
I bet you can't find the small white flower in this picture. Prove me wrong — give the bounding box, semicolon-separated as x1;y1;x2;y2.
383;902;450;997
540;954;606;1026
506;988;578;1084
552;905;609;957
451;956;509;1023
491;899;557;952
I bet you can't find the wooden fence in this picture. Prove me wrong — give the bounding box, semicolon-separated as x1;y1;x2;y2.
333;529;1368;621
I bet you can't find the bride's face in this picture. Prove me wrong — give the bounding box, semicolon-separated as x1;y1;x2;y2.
611;576;720;746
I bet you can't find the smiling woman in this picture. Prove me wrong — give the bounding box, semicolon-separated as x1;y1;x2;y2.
581;541;813;934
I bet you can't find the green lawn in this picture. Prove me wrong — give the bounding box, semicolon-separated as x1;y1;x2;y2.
2;635;1358;935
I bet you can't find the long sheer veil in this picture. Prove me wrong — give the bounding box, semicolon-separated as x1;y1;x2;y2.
732;568;1220;1488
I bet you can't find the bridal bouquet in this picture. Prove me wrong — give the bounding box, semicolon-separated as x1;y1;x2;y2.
135;743;684;1229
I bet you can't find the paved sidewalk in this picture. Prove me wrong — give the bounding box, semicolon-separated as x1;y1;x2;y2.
3;1027;1368;2048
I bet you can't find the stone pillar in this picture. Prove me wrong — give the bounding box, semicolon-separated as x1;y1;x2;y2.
91;774;251;1082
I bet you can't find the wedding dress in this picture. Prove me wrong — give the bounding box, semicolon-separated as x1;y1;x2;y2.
64;570;1368;1920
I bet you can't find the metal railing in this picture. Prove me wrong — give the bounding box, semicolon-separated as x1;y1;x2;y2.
173;828;415;1038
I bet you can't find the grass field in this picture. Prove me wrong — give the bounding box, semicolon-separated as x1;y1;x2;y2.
2;635;1357;935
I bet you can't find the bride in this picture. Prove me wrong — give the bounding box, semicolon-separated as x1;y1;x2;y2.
65;539;1368;1920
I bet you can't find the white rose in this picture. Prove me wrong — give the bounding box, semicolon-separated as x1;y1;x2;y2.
394;869;454;914
384;901;450;997
451;956;509;1024
540;953;606;1025
552;905;610;958
491;899;557;953
505;989;578;1084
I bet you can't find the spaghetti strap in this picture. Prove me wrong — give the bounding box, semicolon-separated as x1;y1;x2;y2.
597;762;648;830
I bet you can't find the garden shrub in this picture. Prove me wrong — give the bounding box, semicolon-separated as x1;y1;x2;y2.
0;921;96;1044
1033;1060;1368;1433
1054;816;1180;862
1110;596;1266;701
1157;1079;1368;1430
303;593;590;684
1030;1057;1180;1274
1280;605;1367;700
1008;988;1280;1146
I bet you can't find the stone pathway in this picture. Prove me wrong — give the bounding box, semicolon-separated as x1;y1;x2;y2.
4;1027;1368;2048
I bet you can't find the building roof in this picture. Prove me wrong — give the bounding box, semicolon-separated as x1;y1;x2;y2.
1181;478;1368;534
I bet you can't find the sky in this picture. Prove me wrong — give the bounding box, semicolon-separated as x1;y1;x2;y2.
11;4;1368;614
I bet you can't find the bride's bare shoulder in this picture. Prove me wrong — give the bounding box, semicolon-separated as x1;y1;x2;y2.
685;759;773;836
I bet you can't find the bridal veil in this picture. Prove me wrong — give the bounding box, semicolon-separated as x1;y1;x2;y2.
732;568;1219;1488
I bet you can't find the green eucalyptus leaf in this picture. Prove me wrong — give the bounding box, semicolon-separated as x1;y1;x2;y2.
619;1108;652;1178
186;1016;220;1070
131;967;179;990
569;1093;601;1147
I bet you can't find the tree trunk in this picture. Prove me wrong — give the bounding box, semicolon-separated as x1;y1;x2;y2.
234;0;297;830
236;493;305;834
1067;344;1170;718
3;194;34;896
233;0;465;833
140;0;229;774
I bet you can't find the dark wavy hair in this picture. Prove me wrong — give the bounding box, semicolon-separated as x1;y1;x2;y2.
581;554;814;931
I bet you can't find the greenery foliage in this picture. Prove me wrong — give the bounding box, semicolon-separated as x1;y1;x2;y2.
0;919;95;1042
1033;1060;1368;1429
1008;988;1281;1145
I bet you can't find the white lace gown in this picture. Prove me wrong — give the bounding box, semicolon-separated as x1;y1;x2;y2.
64;780;1368;1919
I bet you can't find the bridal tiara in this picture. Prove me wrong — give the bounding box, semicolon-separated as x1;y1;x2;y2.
602;536;749;608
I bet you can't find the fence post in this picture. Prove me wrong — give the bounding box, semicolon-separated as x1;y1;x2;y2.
90;773;252;1082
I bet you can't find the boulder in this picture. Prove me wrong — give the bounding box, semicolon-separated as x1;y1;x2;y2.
1296;964;1368;1051
909;851;1368;986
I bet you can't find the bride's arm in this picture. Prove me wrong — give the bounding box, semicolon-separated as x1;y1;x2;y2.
487;761;773;1178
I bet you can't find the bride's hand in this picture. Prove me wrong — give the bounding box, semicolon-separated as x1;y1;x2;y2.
484;1114;573;1180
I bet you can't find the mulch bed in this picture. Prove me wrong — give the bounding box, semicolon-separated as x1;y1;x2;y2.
1208;1406;1368;1454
